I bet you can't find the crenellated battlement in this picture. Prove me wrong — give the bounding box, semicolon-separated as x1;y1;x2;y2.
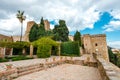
83;34;106;37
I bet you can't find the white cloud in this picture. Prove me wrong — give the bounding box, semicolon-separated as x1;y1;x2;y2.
108;41;120;49
0;14;34;36
110;10;120;19
103;20;120;32
0;0;120;35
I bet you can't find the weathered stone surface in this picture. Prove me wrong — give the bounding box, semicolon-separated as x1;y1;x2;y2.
97;58;120;80
14;64;102;80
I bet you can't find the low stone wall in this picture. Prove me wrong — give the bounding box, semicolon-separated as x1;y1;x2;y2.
97;58;120;80
97;59;109;80
0;68;17;80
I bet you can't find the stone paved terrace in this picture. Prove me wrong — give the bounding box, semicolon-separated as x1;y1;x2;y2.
0;55;98;80
14;64;102;80
1;54;120;80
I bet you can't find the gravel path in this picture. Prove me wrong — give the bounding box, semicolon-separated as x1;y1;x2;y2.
14;64;102;80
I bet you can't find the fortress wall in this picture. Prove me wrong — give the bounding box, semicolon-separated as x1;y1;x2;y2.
83;34;109;61
24;21;35;42
83;34;93;54
91;34;109;61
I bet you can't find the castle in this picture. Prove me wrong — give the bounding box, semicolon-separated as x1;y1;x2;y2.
23;21;109;61
0;20;109;61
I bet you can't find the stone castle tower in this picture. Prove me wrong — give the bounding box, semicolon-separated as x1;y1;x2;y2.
24;20;50;42
83;34;109;61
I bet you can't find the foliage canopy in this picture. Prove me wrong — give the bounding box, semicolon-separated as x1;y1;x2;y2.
53;20;69;42
74;31;82;46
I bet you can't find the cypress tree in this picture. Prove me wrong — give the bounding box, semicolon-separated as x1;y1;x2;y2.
29;23;38;42
74;31;82;46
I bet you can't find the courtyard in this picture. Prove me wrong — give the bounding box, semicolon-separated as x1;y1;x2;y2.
14;64;102;80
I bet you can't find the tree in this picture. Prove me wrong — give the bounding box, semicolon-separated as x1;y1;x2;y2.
29;17;48;42
108;48;117;65
116;53;120;67
74;31;82;46
53;20;69;42
29;23;38;42
37;17;46;39
16;10;26;41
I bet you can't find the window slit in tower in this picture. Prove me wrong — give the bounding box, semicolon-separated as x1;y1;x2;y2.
95;43;98;46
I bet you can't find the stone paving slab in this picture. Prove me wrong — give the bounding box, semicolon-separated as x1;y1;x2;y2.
14;64;102;80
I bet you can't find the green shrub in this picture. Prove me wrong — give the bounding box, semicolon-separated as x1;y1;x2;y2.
12;55;33;61
0;58;8;62
37;45;51;58
116;53;120;67
108;48;117;65
33;37;59;58
61;41;80;56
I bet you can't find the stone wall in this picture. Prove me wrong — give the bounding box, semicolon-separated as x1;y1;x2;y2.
0;34;13;42
92;53;120;80
44;20;50;31
97;58;120;80
24;21;35;42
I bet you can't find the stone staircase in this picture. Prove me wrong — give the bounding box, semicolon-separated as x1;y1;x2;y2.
17;63;44;76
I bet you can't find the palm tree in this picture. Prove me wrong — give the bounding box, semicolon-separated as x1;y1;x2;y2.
16;10;26;41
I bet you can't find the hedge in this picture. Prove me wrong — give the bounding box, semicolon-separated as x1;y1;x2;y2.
61;41;80;56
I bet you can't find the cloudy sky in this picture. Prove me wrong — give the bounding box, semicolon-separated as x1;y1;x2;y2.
0;0;120;49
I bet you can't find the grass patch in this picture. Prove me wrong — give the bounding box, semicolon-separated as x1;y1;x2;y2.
11;55;33;61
